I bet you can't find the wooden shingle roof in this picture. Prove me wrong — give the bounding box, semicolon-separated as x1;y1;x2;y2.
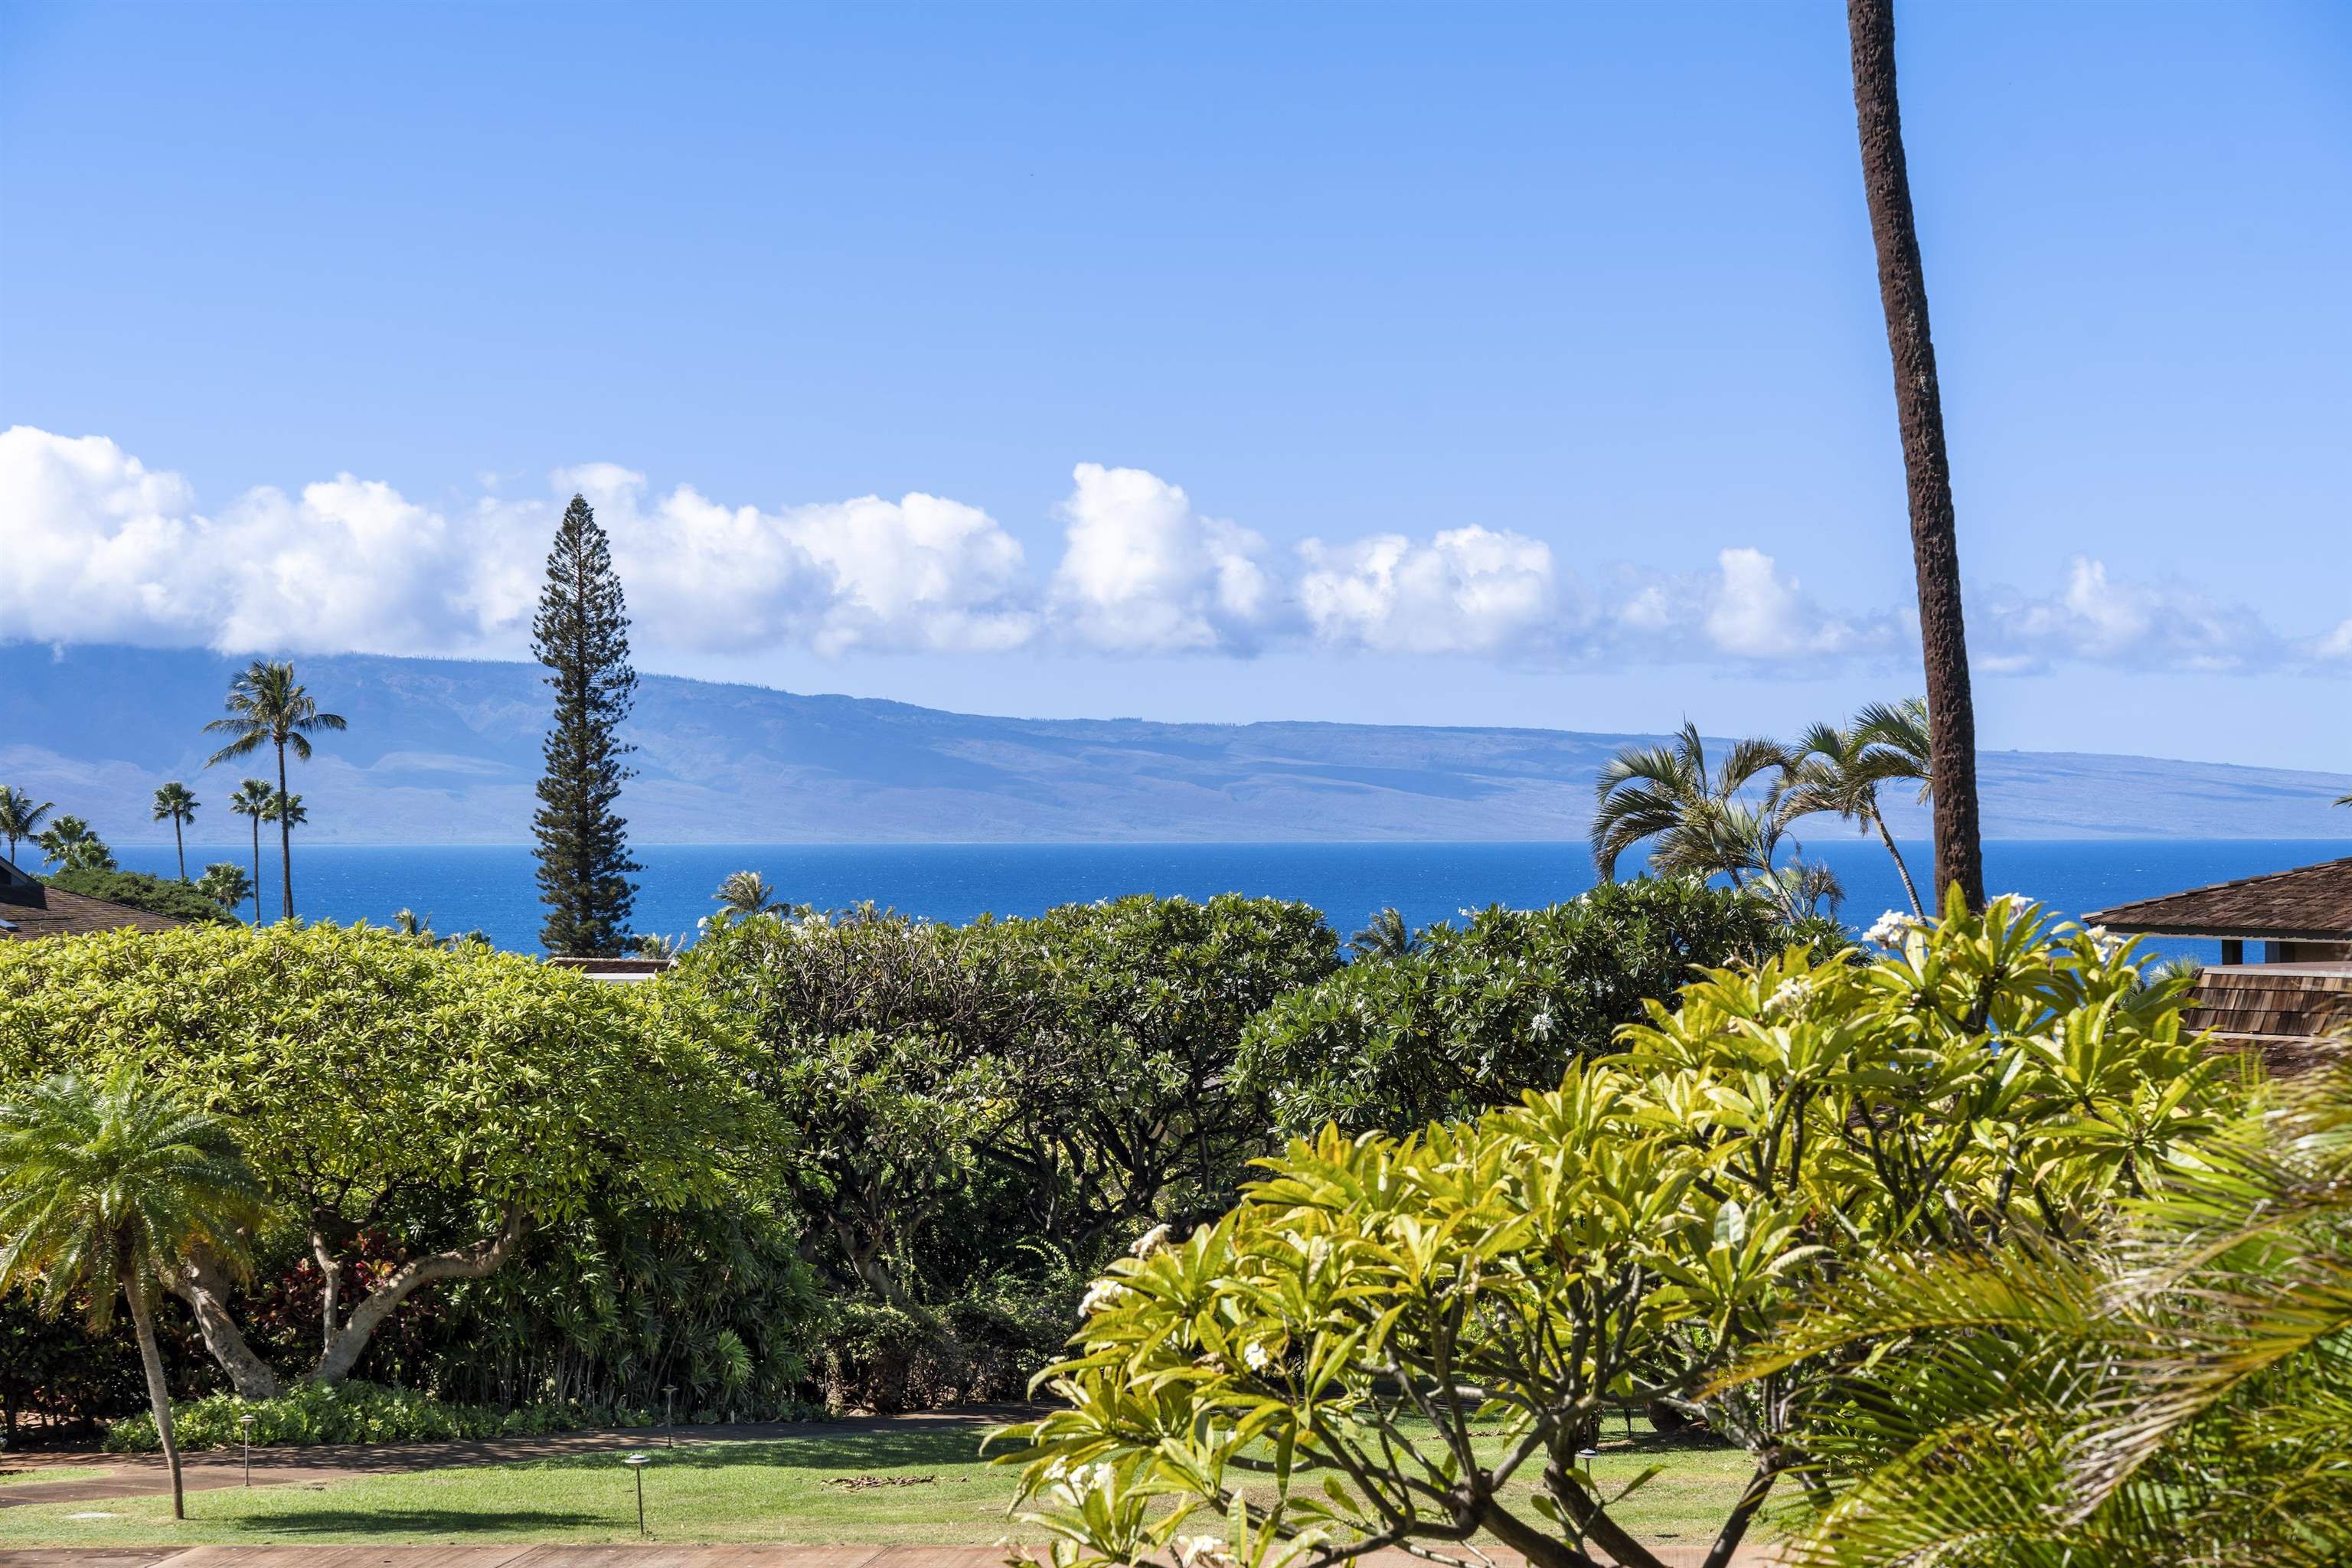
0;860;187;941
2086;856;2352;941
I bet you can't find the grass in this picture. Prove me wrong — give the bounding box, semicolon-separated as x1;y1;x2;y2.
0;1417;1767;1550
0;1463;112;1487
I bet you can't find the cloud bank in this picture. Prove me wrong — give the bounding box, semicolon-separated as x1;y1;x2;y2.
3;426;2338;675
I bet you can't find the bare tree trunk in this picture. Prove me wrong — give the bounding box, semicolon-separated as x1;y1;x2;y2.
164;1249;285;1400
1847;0;1984;912
1870;806;1925;915
311;1207;524;1384
124;1279;185;1521
173;818;186;882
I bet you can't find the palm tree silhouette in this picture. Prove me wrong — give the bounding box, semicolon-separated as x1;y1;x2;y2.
151;782;199;882
0;787;54;870
204;662;344;923
0;1068;266;1520
1591;722;1788;886
227;779;275;926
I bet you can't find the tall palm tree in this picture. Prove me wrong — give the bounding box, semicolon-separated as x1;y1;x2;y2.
1775;714;1924;915
227;779;274;927
713;870;781;917
1847;0;1984;912
204;661;345;923
1592;721;1789;887
264;793;307;915
0;787;54;870
150;782;199;882
0;1068;266;1521
34;815;113;874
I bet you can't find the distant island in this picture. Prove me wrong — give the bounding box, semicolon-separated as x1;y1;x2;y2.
5;643;2349;845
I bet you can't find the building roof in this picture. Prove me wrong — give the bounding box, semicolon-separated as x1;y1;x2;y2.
544;955;676;983
0;859;189;941
2086;856;2352;941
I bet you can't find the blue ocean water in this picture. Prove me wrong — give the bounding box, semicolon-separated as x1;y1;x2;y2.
105;838;2351;963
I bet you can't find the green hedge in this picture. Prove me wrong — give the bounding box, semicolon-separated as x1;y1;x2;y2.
102;1380;658;1452
43;867;237;925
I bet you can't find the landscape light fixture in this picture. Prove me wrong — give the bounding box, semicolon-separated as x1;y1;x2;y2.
240;1414;256;1486
623;1451;654;1537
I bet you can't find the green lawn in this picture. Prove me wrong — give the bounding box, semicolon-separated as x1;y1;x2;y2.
0;1419;1768;1550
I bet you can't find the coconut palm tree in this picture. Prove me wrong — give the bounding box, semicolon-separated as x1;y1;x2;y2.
198;862;253;915
150;782;199;881
34;815;114;874
1592;721;1789;886
390;907;436;941
1348;906;1421;962
0;1068;266;1521
633;932;684;960
227;779;274;926
0;787;54;870
264;793;307;915
1775;714;1924;915
203;661;345;923
1847;0;1984;912
713;870;781;917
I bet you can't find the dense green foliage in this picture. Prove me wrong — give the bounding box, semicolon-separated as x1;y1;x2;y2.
1004;898;2238;1568
677;894;1341;1319
44;867;238;925
0;924;763;1400
531;493;641;956
1236;878;1833;1136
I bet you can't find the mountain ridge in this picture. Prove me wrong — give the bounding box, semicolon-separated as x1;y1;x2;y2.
4;644;2348;847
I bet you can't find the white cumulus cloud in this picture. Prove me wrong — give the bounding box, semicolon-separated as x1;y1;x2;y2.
1975;556;2280;673
1297;526;1560;655
1047;463;1276;652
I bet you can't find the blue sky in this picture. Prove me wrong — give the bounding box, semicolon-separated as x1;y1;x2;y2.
3;2;2347;767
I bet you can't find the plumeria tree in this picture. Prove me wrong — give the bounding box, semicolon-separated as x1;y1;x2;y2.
1002;896;2233;1568
0;923;760;1396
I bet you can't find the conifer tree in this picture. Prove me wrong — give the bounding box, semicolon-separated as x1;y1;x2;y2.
531;494;640;956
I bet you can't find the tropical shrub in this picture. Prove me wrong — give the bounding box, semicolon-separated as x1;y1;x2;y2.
678;895;1338;1312
0;923;769;1400
1001;897;2239;1568
1233;878;1834;1136
101;1378;661;1453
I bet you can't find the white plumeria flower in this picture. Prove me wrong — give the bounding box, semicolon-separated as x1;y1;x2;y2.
1129;1223;1172;1259
1243;1340;1274;1371
1078;1280;1130;1315
1768;975;1811;1018
1863;910;1913;946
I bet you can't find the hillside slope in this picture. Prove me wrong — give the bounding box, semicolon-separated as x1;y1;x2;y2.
4;645;2347;844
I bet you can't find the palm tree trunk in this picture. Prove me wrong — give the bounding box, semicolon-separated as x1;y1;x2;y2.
1847;0;1984;913
276;741;293;923
173;818;187;882
1870;807;1924;916
124;1279;185;1521
248;816;262;926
